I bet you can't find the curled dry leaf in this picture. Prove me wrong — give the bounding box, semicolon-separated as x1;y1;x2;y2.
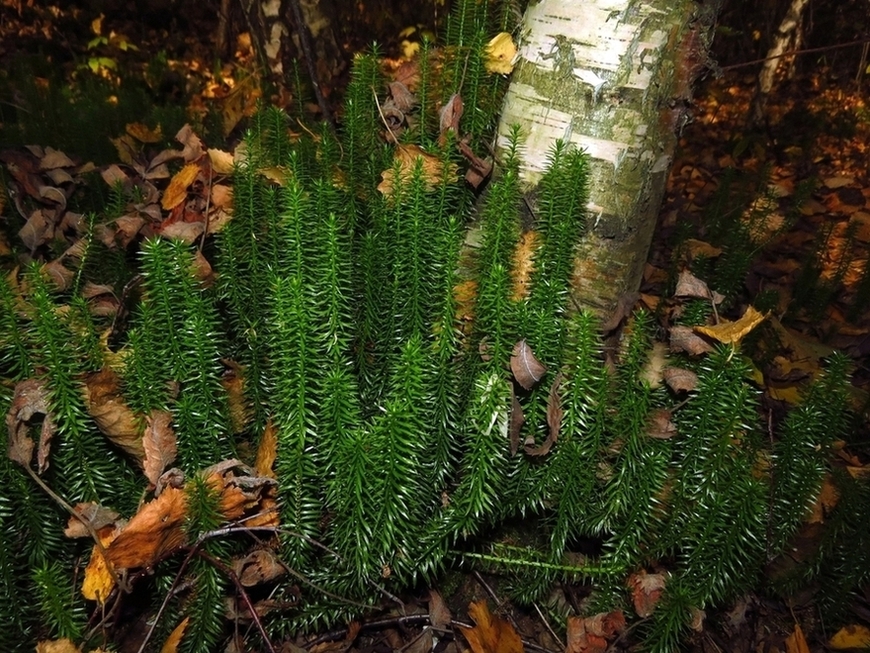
81;527;120;603
83;367;145;460
511;339;547;390
628;571;666;617
161;162;201;210
695;305;768;346
234;548;285;586
525;373;563;456
6;378;55;473
39;147;75;170
567;611;626;653
105;486;188;569
460;600;523;653
485;32;517;75
142;410;177;486
64;502;120;538
208;148;235;175
785;623;810;653
428;589;452;630
175;123;204;163
674;269;713;300
126;122;163;144
663;366;698;393
646;408;678;439
439;93;463;143
18;209;54;251
669;325;714;356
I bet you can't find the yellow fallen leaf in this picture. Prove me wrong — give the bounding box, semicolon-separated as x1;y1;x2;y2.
81;528;120;603
460;600;524;653
160;616;190;653
486;32;517;75
785;623;810;653
36;639;81;653
126;122;163;143
208;148;235;175
830;624;870;649
377;144;458;196
768;386;802;405
695;305;768;345
161;163;200;210
255;419;278;479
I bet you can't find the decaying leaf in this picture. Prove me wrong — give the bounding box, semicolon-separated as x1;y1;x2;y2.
83;367;145;460
485;32;517;75
511;231;539;301
105;487;188;569
175;124;204;162
458;138;493;189
567;611;626;653
628;571;666;617
142;410;177;486
256;419;278;479
695;306;768;345
829;624;870;649
646;408;678;440
64;502;120;538
428;589;452;630
377;144;458;196
126;122;163;143
785;623;810;653
460;600;523;653
35;639;82;653
511;339;547;390
81;528;120;603
524;373;563;456
674;269;715;301
234;548;285;586
669;325;714;355
160;616;190;653
6;378;55;473
663;366;698;393
161;162;200;210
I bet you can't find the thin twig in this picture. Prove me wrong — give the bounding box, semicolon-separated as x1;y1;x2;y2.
719;37;870;72
136;543;199;653
534;602;563;649
287;0;334;130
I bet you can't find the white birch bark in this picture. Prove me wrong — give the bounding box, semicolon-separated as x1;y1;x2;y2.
496;0;716;314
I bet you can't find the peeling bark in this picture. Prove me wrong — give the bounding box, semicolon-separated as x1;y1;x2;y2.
496;0;718;314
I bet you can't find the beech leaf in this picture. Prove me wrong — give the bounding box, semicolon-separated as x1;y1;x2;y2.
143;410;177;486
510;339;547;390
669;325;714;355
6;378;55;473
460;600;524;653
83;368;145;460
524;373;563;456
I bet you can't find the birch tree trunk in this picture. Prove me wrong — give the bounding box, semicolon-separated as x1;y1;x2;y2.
496;0;718;314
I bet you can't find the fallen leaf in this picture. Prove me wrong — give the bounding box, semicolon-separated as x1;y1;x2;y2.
695;306;768;345
105;487;188;569
160;616;190;653
428;589;452;630
684;238;723;259
255;419;278;478
674;269;714;300
208;148;235;175
377;144;458;195
646;408;678;439
160;220;204;243
663;367;698;393
829;625;870;649
64;502;120;538
127;122;163;143
39;147;75;170
142;410;177;486
510;339;547;390
83;368;145;460
221;359;248;434
439;93;463;143
485;32;517;75
36;640;81;653
460;600;524;653
525;373;563;456
18;208;54;251
161;163;200;210
81;528;120;603
628;571;666;617
785;623;810;653
6;378;55;473
669;325;714;355
567;611;625;653
175;124;204;162
511;231;539;301
234;548;285;586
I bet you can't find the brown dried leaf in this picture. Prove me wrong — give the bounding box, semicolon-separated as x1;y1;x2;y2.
600;292;640;334
674;269;712;300
36;639;81;653
64;502;120;538
510;339;547;390
669;325;714;355
6;378;55;473
389;81;417;113
234;548;285;586
628;571;667;617
105;487;188;569
160;616;190;653
143;410;177;487
428;589;452;630
161;162;200;210
126;122;163;144
255;419;278;479
175;124;204;162
377;144;458;195
460;600;524;653
485;32;517;75
458;138;493;189
39;147;75;170
684;238;723;259
19;209;54;251
567;611;626;653
525;373;563;456
511;231;539;301
439;93;463;141
663;367;698;393
43;260;74;291
101;163;130;187
83;368;145;459
208;148;235;175
829;624;870;649
161;220;204;243
111;134;140;166
695;306;768;345
646;408;678;439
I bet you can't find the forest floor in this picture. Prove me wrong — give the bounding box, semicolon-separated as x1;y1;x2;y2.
1;2;869;652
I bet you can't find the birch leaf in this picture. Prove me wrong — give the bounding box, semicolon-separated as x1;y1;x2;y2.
485;32;517;75
695;306;768;345
142;410;177;486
